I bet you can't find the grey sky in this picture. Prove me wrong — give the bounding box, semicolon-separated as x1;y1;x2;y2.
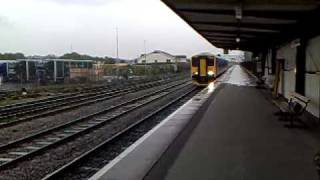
0;0;223;59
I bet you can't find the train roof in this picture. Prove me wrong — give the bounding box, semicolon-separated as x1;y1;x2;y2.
192;53;228;61
192;53;215;58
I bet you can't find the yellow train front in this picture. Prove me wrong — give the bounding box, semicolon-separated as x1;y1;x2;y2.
191;54;229;86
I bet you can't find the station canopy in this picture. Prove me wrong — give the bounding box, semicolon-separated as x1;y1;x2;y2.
162;0;320;51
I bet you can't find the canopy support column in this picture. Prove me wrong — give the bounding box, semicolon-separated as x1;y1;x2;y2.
295;38;307;95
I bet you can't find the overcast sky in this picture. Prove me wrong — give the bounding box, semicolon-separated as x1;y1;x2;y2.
0;0;225;59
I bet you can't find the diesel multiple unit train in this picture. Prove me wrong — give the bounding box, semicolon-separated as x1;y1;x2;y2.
191;53;229;86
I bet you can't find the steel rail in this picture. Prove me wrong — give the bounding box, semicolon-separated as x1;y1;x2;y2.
0;78;166;116
42;86;198;180
0;79;184;128
0;78;157;110
0;81;191;170
0;76;173;114
0;80;160;118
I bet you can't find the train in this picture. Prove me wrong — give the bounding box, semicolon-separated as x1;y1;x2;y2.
191;53;229;86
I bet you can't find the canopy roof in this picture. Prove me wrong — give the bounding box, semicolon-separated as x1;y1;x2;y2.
162;0;320;51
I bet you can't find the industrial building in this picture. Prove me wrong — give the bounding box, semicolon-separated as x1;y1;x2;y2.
0;59;95;83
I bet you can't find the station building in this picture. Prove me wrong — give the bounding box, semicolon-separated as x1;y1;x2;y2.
162;0;320;119
91;2;320;180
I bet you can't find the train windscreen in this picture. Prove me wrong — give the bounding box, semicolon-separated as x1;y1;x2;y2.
192;58;200;66
207;58;214;66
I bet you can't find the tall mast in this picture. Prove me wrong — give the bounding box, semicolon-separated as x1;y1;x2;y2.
116;27;119;61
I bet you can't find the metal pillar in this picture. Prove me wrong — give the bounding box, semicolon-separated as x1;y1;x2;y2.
295;38;307;95
6;63;9;78
261;51;267;77
144;40;147;76
271;48;277;74
25;61;29;81
62;62;65;78
69;61;71;77
54;60;57;82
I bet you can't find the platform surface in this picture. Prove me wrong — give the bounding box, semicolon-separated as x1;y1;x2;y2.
89;74;219;180
91;65;319;180
145;66;319;180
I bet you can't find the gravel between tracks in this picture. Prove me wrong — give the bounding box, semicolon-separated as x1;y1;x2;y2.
0;79;187;145
0;82;194;180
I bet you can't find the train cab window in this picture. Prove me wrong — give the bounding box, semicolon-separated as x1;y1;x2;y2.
207;59;214;66
142;60;146;63
167;59;171;63
192;58;199;66
154;60;158;63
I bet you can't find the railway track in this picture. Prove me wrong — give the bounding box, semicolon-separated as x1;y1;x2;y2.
0;80;192;171
0;78;163;112
0;78;154;111
0;77;170;116
42;85;199;180
0;77;186;128
0;91;7;99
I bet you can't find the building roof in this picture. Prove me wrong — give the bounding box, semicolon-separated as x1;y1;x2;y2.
161;0;320;52
140;50;187;59
149;50;175;57
0;60;17;63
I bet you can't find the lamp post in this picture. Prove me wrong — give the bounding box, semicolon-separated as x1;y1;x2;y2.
144;40;147;76
116;27;119;79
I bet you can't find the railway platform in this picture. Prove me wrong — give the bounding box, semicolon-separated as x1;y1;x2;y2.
90;65;319;180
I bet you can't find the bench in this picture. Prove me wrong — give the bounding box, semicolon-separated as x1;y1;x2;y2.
274;92;311;128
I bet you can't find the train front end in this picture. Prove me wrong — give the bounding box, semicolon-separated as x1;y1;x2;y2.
191;55;215;86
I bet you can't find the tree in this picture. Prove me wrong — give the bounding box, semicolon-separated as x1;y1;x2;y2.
0;52;25;60
60;52;116;64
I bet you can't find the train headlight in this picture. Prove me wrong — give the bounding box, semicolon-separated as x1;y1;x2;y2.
208;71;214;76
193;72;198;75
